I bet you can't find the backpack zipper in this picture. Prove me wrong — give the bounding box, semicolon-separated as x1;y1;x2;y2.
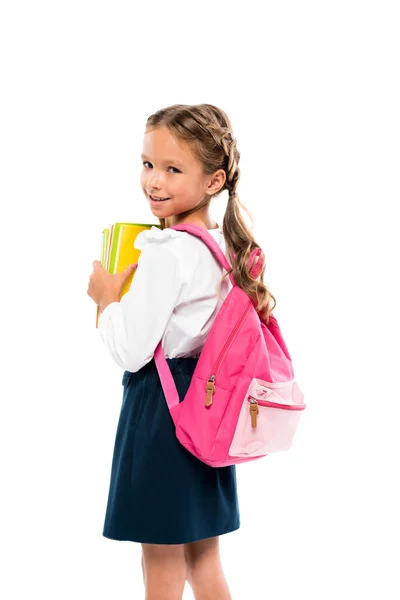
205;301;252;407
249;398;260;428
248;395;306;428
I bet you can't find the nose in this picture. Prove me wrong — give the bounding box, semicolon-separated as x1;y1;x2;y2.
146;167;163;191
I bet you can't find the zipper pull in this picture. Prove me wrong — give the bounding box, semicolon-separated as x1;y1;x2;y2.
249;397;259;428
205;375;216;407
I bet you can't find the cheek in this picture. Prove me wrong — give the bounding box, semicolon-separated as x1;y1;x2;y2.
172;178;193;195
140;172;149;191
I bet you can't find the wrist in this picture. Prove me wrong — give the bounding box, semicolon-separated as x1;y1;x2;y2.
99;295;120;314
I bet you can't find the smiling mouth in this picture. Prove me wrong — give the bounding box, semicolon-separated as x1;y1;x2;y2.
149;195;170;202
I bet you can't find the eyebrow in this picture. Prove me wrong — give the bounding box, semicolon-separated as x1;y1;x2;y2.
141;153;185;167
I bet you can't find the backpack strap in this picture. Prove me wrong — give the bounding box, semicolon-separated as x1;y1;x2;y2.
153;223;263;415
154;343;181;414
167;223;263;282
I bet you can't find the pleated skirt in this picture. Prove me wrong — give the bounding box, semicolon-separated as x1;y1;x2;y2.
102;356;240;544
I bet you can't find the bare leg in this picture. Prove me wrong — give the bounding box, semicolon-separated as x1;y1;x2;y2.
184;536;232;600
141;543;187;600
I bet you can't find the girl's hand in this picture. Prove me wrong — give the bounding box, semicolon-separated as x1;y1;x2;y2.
87;260;138;309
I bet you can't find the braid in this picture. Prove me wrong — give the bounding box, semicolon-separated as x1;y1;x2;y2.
203;122;240;199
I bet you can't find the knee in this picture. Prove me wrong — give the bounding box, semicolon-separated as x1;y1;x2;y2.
184;537;221;584
141;544;187;588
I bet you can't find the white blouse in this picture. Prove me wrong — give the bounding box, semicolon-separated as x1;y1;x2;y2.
98;225;232;373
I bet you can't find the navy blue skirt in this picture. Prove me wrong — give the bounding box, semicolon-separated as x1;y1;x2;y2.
102;357;240;545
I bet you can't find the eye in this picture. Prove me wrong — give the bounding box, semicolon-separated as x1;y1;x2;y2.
142;161;180;173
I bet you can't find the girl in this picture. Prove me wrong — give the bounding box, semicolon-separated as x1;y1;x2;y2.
87;103;276;600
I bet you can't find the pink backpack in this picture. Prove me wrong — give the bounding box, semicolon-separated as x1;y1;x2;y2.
153;223;306;467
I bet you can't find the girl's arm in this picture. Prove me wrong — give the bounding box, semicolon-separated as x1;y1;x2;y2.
98;237;184;372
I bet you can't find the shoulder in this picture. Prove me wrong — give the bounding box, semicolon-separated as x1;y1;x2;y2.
134;226;186;251
133;227;187;282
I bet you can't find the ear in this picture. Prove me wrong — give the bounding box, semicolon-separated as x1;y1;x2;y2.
206;169;226;195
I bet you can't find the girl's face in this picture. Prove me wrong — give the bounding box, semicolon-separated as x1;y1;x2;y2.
140;126;225;226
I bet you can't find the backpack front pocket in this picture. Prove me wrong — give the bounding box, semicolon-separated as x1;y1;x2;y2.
228;378;306;457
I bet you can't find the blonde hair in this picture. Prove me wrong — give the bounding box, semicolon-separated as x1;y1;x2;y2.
145;103;276;324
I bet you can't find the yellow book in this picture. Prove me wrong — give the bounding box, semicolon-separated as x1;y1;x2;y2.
96;222;160;328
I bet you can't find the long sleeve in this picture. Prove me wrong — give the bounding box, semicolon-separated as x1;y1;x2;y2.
98;228;185;372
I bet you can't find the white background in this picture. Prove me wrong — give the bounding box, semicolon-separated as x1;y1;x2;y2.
1;1;399;598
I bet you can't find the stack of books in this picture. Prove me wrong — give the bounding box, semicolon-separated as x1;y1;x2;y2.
95;222;160;327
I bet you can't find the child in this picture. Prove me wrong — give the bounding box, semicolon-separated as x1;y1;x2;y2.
88;103;276;599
